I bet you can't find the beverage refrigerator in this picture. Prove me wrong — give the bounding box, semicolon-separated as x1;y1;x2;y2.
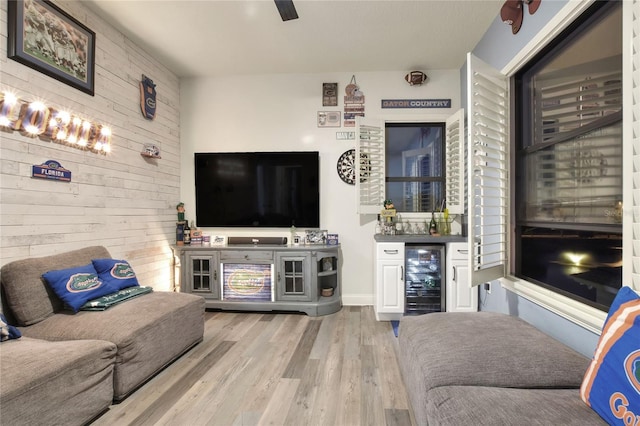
405;245;445;314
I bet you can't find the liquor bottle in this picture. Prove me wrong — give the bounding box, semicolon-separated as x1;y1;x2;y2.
183;221;191;245
429;211;438;235
176;222;185;246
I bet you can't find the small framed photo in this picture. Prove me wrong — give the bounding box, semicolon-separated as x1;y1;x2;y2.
323;83;338;106
7;0;96;96
210;235;227;246
305;229;328;245
317;111;341;128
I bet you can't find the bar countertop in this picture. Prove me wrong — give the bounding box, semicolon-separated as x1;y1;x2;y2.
373;234;467;243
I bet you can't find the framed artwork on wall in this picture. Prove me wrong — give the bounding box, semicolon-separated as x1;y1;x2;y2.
7;0;96;96
322;83;338;106
317;111;341;127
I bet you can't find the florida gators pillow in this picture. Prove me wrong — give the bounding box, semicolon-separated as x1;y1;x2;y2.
42;264;116;312
580;286;640;424
92;258;140;291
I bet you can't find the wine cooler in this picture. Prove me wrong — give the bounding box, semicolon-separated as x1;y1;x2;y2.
405;245;445;314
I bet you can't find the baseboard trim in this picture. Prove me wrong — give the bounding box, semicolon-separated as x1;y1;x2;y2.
341;294;373;306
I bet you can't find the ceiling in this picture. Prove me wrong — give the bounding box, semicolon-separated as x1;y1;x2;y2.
83;0;504;78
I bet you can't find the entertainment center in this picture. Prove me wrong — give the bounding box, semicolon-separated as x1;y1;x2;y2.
172;244;341;316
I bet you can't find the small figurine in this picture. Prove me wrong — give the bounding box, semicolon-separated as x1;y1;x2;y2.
381;199;397;231
176;202;185;222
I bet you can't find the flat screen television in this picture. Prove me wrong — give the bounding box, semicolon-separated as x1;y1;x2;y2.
194;151;320;228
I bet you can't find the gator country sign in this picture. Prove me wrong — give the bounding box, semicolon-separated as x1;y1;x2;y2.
381;99;451;109
32;160;71;182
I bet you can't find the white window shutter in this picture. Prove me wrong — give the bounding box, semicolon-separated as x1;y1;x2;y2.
625;0;640;290
445;109;465;215
466;53;509;286
356;116;385;215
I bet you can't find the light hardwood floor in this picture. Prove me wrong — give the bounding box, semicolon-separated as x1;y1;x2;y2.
91;306;415;426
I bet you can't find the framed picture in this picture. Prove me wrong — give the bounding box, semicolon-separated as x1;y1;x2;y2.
209;235;228;247
305;229;328;245
322;83;338;106
317;111;341;128
7;0;96;96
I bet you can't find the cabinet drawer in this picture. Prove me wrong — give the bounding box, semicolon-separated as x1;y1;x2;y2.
220;250;273;262
376;243;404;259
447;242;469;260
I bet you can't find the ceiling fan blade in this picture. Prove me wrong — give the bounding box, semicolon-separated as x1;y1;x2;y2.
274;0;298;21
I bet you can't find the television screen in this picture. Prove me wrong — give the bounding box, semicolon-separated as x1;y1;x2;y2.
194;152;320;228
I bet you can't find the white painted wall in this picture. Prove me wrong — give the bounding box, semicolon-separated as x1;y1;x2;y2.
180;70;460;304
0;1;180;290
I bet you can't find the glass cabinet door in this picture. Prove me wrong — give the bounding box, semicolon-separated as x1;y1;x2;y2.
284;258;304;294
276;253;311;301
186;253;219;299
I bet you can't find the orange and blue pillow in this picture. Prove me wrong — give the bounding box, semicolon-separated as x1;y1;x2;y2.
92;258;140;291
580;286;640;424
42;264;117;312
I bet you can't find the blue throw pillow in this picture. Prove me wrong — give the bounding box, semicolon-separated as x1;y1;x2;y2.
580;286;640;424
92;258;140;291
42;264;116;312
0;313;21;341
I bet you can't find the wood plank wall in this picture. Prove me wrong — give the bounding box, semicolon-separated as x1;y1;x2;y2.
0;1;181;290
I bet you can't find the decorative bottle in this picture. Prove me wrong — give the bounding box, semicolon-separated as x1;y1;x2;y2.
183;221;191;245
429;211;438;235
176;222;185;246
290;225;297;245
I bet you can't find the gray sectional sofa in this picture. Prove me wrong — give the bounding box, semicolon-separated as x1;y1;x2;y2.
0;246;205;425
398;311;607;425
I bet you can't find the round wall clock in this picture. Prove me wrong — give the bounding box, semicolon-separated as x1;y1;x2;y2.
337;149;369;185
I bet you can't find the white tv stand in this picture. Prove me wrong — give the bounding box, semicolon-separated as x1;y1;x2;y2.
172;244;341;316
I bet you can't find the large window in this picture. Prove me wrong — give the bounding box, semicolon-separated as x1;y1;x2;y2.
385;123;445;213
514;1;622;310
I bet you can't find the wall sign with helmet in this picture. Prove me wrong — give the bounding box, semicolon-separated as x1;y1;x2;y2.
343;75;364;128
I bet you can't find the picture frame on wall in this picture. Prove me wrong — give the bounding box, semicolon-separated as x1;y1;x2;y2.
317;111;341;128
322;83;338;106
7;0;96;96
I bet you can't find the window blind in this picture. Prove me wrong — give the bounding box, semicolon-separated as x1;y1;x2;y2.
356;117;385;214
445;109;465;215
466;53;509;286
